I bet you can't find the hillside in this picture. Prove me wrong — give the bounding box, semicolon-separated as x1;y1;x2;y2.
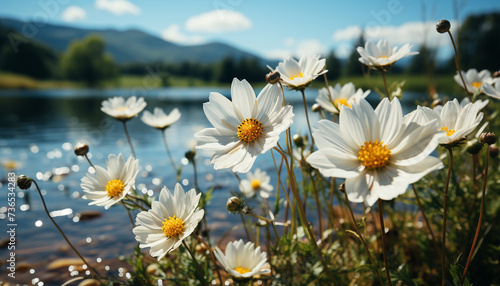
0;18;264;64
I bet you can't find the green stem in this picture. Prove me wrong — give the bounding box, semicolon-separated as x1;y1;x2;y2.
411;184;440;255
122;120;136;157
193;233;223;285
442;147;454;286
447;30;470;95
381;70;390;99
161;128;178;179
32;180;102;281
300;88;315;149
182;240;207;286
377;199;392;286
343;190;384;285
461;147;490;284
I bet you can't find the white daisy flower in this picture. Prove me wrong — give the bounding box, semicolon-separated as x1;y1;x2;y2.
214;239;270;279
141;107;181;129
273;55;327;90
306;98;443;206
239;168;273;199
411;98;484;145
454;69;495;94
194;78;294;173
81;153;139;209
357;40;419;71
132;183;204;260
101;96;147;120
433;97;489;114
483;79;500;99
315;83;370;113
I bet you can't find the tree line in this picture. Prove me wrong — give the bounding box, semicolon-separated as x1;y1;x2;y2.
0;12;498;87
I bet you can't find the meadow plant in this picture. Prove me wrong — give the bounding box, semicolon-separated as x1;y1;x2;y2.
18;19;500;286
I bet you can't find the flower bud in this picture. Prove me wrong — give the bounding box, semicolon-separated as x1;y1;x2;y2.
226;197;242;213
185;150;196;162
466;139;483;155
490;145;499;158
74;143;89;156
265;71;281;85
436;20;451;33
339;182;345;193
430;99;442;109
493;71;500;78
312;103;322;112
293;134;305;148
17;175;32;190
479;132;497;145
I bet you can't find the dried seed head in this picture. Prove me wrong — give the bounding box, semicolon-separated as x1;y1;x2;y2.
74;143;89;156
479;132;497;145
265;71;281;85
436;20;451;33
490;145;499;158
17;175;33;190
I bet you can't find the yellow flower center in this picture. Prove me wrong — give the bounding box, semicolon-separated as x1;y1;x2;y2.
377;56;389;59
334;98;351;108
251;179;261;190
161;216;185;238
105;179;125;197
289;72;303;80
472;81;482;89
117;107;129;111
440;126;455;137
237;118;263;143
234;267;251;274
358;140;391;169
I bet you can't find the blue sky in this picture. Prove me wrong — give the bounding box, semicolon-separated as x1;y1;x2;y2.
2;0;500;60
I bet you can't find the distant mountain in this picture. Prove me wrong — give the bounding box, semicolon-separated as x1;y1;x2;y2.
0;18;266;64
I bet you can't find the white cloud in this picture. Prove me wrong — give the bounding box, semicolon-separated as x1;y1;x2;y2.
62;6;87;22
332;21;457;48
95;0;140;15
264;39;327;60
185;10;252;33
161;24;205;45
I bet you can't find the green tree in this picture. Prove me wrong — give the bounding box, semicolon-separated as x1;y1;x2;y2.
325;50;341;80
455;12;500;71
406;45;436;75
214;56;236;83
343;33;365;76
61;34;117;86
0;25;58;79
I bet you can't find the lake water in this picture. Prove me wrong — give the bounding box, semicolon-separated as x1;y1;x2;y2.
0;87;427;284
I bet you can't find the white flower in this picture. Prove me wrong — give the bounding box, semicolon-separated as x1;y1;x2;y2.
306;98;443;206
214;239;270;279
239;168;273;199
412;98;484;145
483;79;500;99
454;69;495;94
194;78;294;173
357;40;418;71
101;96;147;120
273;55;327;89
316;83;370;113
141;107;181;129
433;97;489;114
81;154;139;209
132;183;204;260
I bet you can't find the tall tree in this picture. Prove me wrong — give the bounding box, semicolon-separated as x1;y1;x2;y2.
343;33;365;77
61;34;117;86
325;50;341;80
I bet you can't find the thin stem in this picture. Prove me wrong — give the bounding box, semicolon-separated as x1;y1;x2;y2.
461;147;490;284
411;184;440;255
381;70;390;99
193;233;223;285
84;154;95;169
343;190;384;285
123;202;135;229
273;147;336;283
192;159;200;193
246;212;279;244
300;88;315;149
442;147;454;286
447;30;470;95
182;240;207;286
377;199;393;286
32;180;102;280
122;120;136;157
161;128;177;178
308;172;324;238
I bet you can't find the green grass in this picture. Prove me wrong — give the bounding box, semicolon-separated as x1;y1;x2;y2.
0;71;461;95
